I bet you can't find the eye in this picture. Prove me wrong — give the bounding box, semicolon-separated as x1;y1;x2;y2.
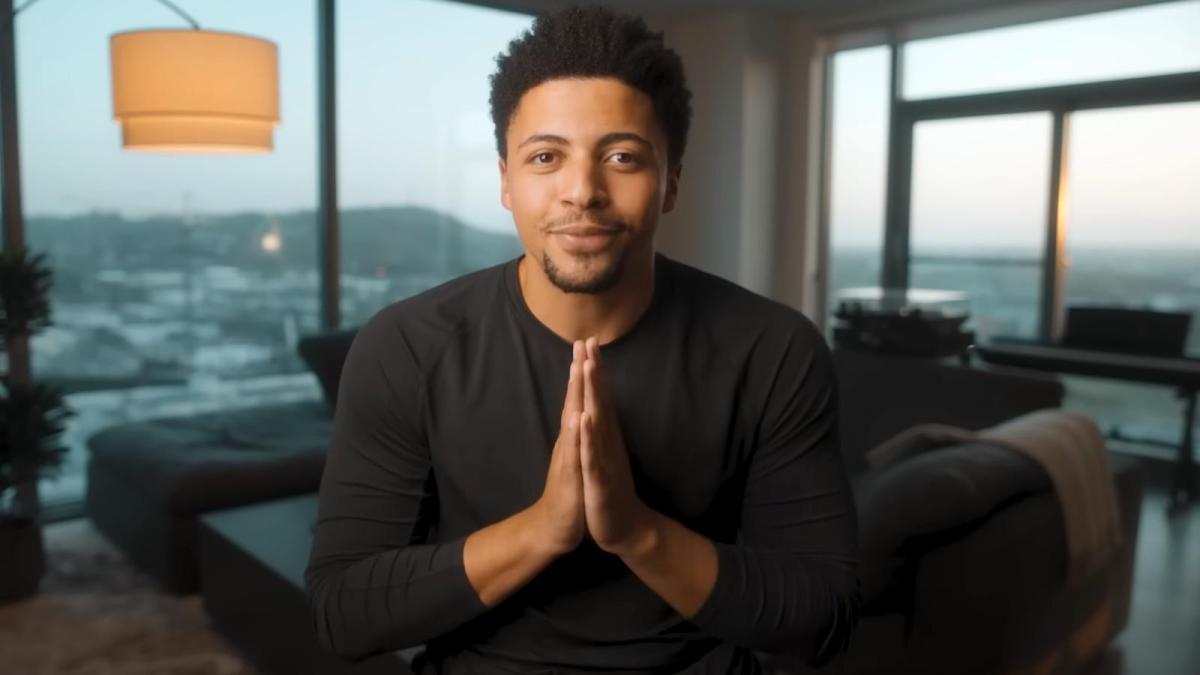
530;151;556;165
609;152;640;166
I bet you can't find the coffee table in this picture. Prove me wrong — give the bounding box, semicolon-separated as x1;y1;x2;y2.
199;493;422;675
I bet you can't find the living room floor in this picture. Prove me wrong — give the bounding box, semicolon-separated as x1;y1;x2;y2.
1080;455;1200;675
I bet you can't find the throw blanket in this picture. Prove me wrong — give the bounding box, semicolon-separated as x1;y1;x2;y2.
865;409;1122;587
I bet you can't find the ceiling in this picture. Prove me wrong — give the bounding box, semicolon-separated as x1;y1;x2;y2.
474;0;1171;34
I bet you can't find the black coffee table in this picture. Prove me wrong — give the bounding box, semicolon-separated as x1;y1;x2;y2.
199;493;422;675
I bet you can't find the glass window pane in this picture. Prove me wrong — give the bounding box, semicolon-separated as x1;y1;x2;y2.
17;0;320;509
911;112;1050;256
1061;101;1200;452
828;46;889;324
337;0;530;328
909;112;1052;340
904;0;1200;100
910;261;1041;339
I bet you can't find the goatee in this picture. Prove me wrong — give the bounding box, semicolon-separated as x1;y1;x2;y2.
543;250;626;294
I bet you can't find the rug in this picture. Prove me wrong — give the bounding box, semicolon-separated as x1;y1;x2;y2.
0;518;257;675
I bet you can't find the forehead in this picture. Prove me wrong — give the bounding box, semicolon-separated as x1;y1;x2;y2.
508;77;663;146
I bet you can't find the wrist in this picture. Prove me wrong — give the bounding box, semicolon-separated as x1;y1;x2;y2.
617;506;661;564
523;499;570;559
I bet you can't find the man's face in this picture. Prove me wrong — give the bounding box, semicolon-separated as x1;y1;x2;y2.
499;77;681;294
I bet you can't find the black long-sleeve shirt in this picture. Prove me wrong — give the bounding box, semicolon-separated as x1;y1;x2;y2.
305;252;860;674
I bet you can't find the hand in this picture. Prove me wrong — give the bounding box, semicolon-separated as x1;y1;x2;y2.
531;340;588;556
580;337;655;558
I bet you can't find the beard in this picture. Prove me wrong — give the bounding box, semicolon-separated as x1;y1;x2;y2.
543;247;628;294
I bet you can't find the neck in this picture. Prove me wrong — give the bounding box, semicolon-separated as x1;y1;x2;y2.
518;250;656;345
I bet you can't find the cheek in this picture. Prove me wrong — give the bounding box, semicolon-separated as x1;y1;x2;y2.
509;173;556;211
613;175;664;223
507;178;554;244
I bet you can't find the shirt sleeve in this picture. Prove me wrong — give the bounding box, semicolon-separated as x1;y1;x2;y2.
687;315;861;667
304;313;487;661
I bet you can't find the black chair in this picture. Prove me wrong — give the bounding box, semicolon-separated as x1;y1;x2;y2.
1061;306;1192;357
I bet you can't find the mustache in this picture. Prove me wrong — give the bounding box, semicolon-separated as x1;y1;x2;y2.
543;212;627;233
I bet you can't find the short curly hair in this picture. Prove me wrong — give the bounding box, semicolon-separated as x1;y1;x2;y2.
489;4;693;168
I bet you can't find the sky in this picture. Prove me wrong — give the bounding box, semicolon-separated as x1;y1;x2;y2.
12;0;1200;247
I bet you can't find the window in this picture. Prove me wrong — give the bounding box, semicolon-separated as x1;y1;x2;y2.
337;0;531;328
1059;101;1200;450
903;0;1200;100
827;46;889;324
17;0;320;508
908;112;1051;340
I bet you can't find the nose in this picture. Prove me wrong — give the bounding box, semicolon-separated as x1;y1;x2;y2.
559;157;610;211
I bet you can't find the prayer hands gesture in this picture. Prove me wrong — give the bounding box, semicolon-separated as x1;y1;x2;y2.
534;338;653;558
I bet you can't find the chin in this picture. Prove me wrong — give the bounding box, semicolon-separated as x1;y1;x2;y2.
543;248;626;294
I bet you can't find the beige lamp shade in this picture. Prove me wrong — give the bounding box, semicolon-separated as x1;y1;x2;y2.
110;29;279;153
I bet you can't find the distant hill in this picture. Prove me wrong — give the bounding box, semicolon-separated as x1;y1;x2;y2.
25;206;523;299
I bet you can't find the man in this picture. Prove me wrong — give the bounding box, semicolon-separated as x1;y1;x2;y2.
306;5;859;674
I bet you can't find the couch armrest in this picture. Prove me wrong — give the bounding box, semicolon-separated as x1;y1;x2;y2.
854;441;1050;605
899;456;1143;675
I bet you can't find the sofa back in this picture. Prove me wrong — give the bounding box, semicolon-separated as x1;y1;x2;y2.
833;349;1065;477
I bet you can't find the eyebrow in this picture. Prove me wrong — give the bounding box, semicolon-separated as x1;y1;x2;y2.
516;131;653;151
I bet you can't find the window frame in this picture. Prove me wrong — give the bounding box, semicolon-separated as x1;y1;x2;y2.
821;4;1200;342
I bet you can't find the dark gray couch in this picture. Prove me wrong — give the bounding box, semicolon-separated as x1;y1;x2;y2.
85;400;333;592
84;330;355;593
760;349;1144;675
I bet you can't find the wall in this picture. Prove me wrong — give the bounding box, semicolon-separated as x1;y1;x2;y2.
645;10;828;324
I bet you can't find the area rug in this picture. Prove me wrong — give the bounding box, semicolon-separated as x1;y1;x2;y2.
0;518;256;675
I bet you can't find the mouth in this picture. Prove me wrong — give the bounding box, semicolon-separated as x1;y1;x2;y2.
550;225;622;254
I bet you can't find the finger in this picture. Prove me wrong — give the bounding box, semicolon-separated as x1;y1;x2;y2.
579;411;593;476
583;357;599;427
587;336;601;366
570;340;585;414
561;361;578;428
561;342;584;427
583;411;604;476
565;411;582;468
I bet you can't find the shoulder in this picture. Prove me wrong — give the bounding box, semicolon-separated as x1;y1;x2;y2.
661;255;825;351
351;260;512;370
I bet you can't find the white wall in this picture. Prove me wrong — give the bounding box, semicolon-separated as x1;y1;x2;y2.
645;11;829;324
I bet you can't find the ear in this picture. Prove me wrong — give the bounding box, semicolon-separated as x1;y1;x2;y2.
499;158;512;212
662;162;683;214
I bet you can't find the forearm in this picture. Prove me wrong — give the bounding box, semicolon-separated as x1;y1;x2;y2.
463;501;563;607
307;503;561;660
618;507;719;619
307;535;486;660
619;510;857;661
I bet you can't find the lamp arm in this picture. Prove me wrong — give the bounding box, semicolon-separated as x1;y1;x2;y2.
154;0;201;30
13;0;200;31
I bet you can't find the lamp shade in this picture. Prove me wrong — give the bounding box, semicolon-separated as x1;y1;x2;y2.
110;29;279;153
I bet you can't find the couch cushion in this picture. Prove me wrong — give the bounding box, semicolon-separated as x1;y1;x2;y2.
87;400;333;516
297;328;358;411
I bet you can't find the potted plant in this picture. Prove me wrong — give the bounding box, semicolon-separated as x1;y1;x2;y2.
0;248;71;603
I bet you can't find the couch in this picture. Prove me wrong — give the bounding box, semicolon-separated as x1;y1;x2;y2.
84;329;355;593
761;349;1143;675
84;333;1142;675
